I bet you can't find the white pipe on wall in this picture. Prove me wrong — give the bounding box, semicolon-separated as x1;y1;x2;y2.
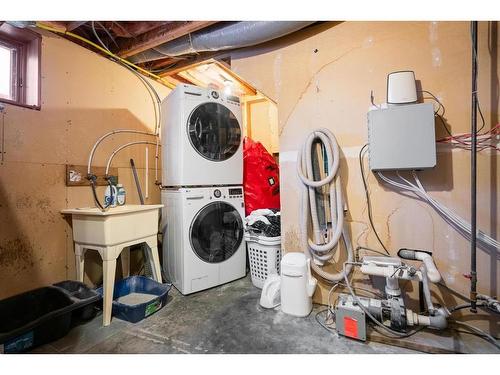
145;147;149;199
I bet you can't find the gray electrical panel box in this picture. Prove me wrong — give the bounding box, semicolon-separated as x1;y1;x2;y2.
335;293;368;341
368;103;436;171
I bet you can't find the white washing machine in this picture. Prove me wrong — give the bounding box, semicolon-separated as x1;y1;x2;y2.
161;186;246;295
161;84;243;187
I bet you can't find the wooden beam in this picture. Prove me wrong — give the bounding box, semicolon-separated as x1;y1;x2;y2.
118;21;218;58
66;21;87;31
139;56;185;71
105;22;170;38
40;21;68;30
156;51;229;76
170;73;194;85
215;60;257;96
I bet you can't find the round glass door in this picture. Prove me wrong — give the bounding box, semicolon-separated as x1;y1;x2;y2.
187;102;241;161
190;202;243;263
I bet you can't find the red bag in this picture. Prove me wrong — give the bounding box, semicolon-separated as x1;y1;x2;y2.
243;137;280;216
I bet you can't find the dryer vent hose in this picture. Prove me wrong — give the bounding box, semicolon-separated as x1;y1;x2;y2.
297;128;353;282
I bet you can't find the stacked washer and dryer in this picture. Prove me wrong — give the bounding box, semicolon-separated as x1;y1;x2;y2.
161;84;246;295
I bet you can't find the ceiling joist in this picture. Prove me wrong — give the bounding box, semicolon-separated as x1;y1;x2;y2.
117;21;218;58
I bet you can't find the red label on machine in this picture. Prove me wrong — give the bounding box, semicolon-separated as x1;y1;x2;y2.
343;316;358;339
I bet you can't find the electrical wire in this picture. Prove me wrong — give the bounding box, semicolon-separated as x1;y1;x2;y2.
91;22;161;136
105;141;159;175
35;22;175;89
436;123;499;152
90;21;165;186
420;89;494;149
355;246;390;260
84;22;164;211
451;328;500;341
359;144;390;255
450;320;500;350
449;301;485;313
376;171;500;251
420;90;445;116
315;309;337;334
96;21;120;50
341;262;425;338
327;280;385;316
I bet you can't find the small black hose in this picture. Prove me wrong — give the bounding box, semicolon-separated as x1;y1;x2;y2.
88;174;115;211
88;175;105;210
105;178;114;209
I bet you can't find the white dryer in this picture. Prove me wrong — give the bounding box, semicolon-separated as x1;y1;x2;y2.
161;84;243;187
161;186;246;295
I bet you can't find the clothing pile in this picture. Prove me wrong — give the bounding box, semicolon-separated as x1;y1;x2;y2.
245;209;281;238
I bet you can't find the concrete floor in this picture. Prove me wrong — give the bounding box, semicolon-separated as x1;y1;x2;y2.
33;275;498;354
35;275;420;354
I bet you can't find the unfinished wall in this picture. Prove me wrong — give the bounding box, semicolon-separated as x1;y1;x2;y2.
0;30;170;299
242;96;279;154
231;21;499;331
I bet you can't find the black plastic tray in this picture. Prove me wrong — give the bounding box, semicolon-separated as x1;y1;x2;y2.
0;281;101;353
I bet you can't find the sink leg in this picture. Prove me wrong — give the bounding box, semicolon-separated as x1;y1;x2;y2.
75;244;86;283
121;247;130;278
102;258;117;326
146;237;162;283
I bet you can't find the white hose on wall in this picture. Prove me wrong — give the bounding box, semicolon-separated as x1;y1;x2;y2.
297;128;353;282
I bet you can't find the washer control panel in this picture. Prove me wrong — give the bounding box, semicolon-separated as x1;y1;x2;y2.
228;187;243;198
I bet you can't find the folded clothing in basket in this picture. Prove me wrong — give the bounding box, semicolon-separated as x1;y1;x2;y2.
245;209;281;237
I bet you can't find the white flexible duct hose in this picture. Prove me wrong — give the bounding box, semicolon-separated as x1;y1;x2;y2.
297;128;353;282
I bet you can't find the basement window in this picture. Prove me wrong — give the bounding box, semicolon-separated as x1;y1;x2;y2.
0;23;41;109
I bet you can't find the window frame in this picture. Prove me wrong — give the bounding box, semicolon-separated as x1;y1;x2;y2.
0;36;23;103
0;23;41;110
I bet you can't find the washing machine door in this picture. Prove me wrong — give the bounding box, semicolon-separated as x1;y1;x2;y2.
187;102;241;162
190;201;244;263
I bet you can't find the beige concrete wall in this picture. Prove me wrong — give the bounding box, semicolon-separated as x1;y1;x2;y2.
0;30;170;299
231;21;499;330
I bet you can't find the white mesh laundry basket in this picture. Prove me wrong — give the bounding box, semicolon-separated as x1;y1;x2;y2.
244;232;282;289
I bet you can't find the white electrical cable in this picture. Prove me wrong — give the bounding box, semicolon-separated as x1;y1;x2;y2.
89;21;164;185
87;129;157;176
105;141;159;175
145;147;149;199
377;171;500;251
297;128;354;282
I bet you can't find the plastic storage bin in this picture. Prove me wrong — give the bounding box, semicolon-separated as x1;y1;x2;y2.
0;281;101;353
245;232;282;289
96;276;171;323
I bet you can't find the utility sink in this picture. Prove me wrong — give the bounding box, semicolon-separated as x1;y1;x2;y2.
61;205;163;247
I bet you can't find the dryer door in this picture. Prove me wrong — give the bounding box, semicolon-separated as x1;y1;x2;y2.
189;201;244;263
187;102;241;162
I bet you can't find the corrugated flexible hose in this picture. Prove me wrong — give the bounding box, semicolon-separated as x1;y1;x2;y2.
297;128;353;282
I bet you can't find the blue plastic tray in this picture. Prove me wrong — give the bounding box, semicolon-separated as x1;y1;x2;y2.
96;276;171;323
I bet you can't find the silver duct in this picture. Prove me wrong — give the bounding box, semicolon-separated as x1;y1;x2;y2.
128;21;314;63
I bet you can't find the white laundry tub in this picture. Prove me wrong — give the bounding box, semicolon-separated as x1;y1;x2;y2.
61;205;163;247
